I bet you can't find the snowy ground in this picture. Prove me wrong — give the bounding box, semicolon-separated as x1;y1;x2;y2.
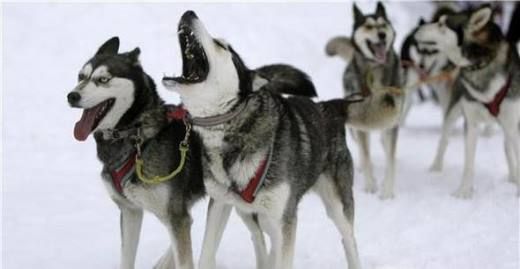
3;2;519;269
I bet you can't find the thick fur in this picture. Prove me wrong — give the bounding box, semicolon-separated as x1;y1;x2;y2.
415;5;520;198
327;2;404;199
163;11;362;269
68;37;206;269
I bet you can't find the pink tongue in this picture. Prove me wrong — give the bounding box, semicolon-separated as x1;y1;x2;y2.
374;44;387;64
74;105;103;141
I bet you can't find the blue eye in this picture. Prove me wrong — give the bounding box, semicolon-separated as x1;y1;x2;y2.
98;77;110;84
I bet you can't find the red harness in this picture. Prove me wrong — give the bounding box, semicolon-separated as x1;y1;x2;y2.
164;105;269;203
109;106;189;195
110;153;137;194
484;74;512;117
239;157;270;203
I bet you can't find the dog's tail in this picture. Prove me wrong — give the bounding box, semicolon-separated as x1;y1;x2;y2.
325;36;355;63
322;90;404;130
254;64;317;97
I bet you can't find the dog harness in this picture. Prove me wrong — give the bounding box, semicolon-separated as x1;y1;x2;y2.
106;106;192;195
238;146;273;203
175;103;272;203
110;152;137;195
483;74;512;117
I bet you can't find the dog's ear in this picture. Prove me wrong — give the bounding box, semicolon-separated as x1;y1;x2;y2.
375;2;387;19
468;5;492;32
126;47;141;65
353;4;364;25
418;17;426;26
96;36;119;56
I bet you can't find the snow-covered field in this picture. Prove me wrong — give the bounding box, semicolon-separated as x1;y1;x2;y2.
3;2;519;269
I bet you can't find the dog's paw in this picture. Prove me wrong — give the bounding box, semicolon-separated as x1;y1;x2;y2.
364;182;378;194
428;162;443;172
198;259;216;269
379;190;395;200
153;250;174;269
452;187;473;199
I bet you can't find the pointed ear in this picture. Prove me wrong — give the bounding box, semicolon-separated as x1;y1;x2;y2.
469;6;492;32
418;17;426;26
375;2;387;19
126;47;141;64
96;36;119;56
353;4;364;24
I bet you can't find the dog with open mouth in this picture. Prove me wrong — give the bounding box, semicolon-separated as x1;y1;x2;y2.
415;4;520;198
163;10;363;269
326;2;404;200
68;36;317;269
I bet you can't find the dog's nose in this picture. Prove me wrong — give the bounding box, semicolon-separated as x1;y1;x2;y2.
67;92;81;105
378;32;386;41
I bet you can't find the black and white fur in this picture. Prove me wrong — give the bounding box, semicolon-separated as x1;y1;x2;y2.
67;37;207;269
162;11;362;269
415;5;520;198
327;2;404;200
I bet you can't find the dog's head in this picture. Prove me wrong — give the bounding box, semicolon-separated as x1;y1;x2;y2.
352;2;395;64
402;18;449;79
415;5;501;67
68;37;151;141
162;11;257;117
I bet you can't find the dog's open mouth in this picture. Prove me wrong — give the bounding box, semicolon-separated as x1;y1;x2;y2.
163;11;209;85
367;40;387;64
73;98;115;141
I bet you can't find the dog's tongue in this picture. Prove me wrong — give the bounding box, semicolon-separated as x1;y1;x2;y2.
374;44;387;64
74;106;102;141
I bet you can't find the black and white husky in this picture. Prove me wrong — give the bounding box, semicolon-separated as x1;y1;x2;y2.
327;2;404;199
68;37;326;269
67;37;206;269
162;11;362;269
415;5;520;198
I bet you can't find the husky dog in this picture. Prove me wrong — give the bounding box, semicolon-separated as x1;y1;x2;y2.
415;5;520;198
67;37;206;269
327;2;404;199
162;10;362;269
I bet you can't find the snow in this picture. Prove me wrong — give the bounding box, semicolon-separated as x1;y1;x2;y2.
3;2;519;269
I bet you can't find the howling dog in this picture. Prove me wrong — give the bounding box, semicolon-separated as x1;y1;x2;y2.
162;10;363;269
68;37;318;269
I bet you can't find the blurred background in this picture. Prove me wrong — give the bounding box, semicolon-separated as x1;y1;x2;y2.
3;2;519;269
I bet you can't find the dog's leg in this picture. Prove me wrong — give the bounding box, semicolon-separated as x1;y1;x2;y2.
160;212;194;269
315;177;361;269
504;137;517;183
236;211;268;269
430;105;460;172
119;206;143;269
380;127;398;200
453;119;478;199
154;249;174;269
356;130;376;193
258;215;295;269
199;199;232;269
500;118;520;193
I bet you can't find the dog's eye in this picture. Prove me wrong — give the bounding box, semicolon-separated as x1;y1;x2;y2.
98;77;111;84
365;25;374;30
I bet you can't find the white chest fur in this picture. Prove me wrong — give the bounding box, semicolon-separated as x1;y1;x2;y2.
462;74;506;103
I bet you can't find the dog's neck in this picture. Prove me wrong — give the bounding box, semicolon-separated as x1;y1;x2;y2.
180;87;241;118
95;81;167;170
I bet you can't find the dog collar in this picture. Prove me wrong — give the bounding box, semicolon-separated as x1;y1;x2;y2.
483;73;512;117
182;101;248;127
110;152;137;195
238;146;273;203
